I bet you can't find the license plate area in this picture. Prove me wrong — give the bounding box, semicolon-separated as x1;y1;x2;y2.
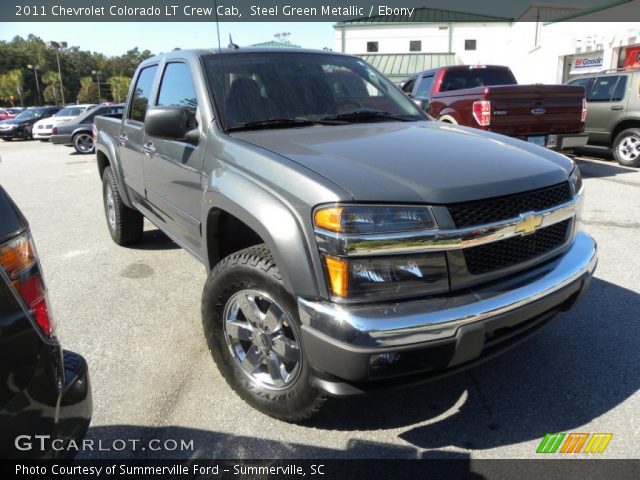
527;136;547;146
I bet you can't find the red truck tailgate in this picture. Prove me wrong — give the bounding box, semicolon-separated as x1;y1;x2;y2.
485;84;585;136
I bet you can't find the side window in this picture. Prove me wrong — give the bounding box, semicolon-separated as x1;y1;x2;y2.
401;78;416;94
110;106;124;115
567;77;595;91
366;41;379;53
611;76;627;102
415;75;435;98
587;76;624;102
128;65;158;122
156;62;198;114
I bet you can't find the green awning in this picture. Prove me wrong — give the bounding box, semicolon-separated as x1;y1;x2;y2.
359;53;460;80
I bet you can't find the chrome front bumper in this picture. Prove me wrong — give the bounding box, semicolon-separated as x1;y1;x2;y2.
298;232;597;391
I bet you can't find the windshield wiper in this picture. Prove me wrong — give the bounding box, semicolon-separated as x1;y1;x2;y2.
227;117;341;132
321;110;416;123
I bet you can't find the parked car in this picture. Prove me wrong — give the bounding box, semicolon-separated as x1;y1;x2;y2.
95;49;596;421
567;68;640;166
51;104;124;154
0;109;12;120
32;105;95;141
400;65;588;151
0;186;92;458
0;107;62;141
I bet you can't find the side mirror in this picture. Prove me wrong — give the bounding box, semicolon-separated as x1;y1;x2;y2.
145;106;198;144
413;97;430;111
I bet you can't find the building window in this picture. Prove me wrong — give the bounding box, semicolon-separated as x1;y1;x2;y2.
409;40;422;52
367;41;378;53
465;39;477;51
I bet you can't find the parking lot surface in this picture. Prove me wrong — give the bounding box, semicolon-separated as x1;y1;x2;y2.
0;140;638;459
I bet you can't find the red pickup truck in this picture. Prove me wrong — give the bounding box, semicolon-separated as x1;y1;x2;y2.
400;65;588;151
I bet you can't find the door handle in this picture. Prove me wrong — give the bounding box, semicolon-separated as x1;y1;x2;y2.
118;132;128;145
610;105;623;110
142;142;156;155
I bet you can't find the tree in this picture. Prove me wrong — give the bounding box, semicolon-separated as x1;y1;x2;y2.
108;76;131;103
0;69;25;106
42;71;62;104
76;76;100;103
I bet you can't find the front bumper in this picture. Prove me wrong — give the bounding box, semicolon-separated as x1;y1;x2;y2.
299;232;597;396
33;130;52;139
0;128;20;138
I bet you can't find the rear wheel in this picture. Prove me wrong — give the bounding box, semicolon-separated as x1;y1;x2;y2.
613;128;640;167
202;245;326;422
1;138;11;142
101;166;143;245
73;132;95;154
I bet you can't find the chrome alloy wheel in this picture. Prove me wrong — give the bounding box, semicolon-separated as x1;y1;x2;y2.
223;289;301;390
618;134;640;163
74;133;94;153
105;183;116;231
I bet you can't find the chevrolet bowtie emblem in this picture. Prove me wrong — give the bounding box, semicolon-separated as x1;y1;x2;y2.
515;214;543;235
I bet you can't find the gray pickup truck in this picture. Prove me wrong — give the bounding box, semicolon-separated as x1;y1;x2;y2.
95;48;597;421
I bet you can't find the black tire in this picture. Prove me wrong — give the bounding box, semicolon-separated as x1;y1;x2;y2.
1;138;11;142
39;139;49;142
202;245;326;422
73;132;95;154
101;166;143;245
612;128;640;167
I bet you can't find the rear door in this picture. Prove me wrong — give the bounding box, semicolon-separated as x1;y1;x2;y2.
143;60;205;254
119;64;159;198
580;74;628;144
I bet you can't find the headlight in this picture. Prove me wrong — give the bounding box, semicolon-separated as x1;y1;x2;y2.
314;204;436;234
323;253;448;301
314;204;447;301
569;165;582;195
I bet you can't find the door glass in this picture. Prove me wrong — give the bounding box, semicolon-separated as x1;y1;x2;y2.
415;75;434;98
156;63;198;114
401;78;416;94
587;76;623;102
611;76;627;102
129;65;158;122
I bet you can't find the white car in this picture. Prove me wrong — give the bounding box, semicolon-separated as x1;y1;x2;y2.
32;104;95;141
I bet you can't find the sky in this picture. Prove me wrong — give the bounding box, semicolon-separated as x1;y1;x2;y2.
0;0;605;56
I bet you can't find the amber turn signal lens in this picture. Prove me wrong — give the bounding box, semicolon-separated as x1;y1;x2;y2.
324;255;348;298
314;207;344;232
0;236;35;278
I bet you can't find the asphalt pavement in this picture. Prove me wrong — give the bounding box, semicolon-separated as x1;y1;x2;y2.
0;140;638;459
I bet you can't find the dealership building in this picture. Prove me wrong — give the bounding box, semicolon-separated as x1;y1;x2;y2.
334;0;640;84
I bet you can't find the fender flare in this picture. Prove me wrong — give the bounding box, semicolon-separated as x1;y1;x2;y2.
202;174;320;299
95;132;134;208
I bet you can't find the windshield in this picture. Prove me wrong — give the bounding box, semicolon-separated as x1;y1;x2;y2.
15;108;48;119
203;52;426;130
54;107;85;117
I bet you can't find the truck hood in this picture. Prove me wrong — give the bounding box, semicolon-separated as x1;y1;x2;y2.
232;121;574;204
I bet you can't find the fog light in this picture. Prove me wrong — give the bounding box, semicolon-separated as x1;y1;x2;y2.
370;353;400;366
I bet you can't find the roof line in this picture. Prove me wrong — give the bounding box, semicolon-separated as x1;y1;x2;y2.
334;6;514;26
543;0;634;24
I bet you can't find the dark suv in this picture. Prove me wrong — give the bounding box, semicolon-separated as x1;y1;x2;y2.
0;186;92;458
567;69;640;166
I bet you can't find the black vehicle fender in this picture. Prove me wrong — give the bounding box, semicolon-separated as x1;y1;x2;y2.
95;131;134;209
201;175;321;300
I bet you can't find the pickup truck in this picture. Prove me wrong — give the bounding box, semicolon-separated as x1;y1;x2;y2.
400;65;589;151
95;49;597;422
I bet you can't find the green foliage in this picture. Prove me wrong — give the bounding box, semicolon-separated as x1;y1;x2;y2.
77;76;100;103
0;69;25;106
0;35;154;106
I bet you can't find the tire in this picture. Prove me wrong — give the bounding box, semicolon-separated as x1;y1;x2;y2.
101;166;143;245
73;132;95;154
202;245;326;422
39;139;49;142
1;138;11;142
613;128;640;167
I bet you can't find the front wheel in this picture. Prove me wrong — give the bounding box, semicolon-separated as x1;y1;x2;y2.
1;138;11;142
613;128;640;167
73;132;95;154
202;245;326;422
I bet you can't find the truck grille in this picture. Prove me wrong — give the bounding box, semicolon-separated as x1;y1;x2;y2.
463;219;570;275
448;182;571;228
